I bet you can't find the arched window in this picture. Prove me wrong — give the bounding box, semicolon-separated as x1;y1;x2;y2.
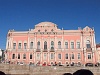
65;42;68;49
86;40;91;48
58;41;61;49
51;41;54;49
44;41;47;50
37;41;40;49
30;42;33;49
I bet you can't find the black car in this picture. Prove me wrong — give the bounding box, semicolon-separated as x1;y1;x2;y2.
95;63;100;67
85;63;94;67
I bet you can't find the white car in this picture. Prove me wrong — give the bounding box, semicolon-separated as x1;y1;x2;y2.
18;62;24;65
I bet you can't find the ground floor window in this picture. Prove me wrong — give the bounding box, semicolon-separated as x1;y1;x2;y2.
88;53;91;59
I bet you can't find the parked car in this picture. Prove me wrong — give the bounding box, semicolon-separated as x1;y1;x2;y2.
29;63;34;66
95;63;100;67
85;63;93;67
18;62;24;65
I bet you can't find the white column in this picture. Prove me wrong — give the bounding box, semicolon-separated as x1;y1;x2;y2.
6;38;9;49
62;35;64;50
48;52;50;63
10;37;13;49
91;34;93;47
34;36;36;49
40;52;42;64
55;36;57;50
55;52;56;61
27;34;30;50
34;52;35;64
92;52;94;63
94;34;96;47
81;34;83;49
85;53;86;63
41;37;43;51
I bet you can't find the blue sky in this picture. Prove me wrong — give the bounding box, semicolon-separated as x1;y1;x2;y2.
0;0;100;49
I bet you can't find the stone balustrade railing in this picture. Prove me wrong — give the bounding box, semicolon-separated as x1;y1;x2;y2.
0;64;100;75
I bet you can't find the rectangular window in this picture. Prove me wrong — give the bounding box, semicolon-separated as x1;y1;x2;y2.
24;43;27;49
30;42;33;49
37;53;40;60
51;41;54;50
86;44;91;48
23;54;26;59
51;53;54;59
65;42;68;49
18;43;21;49
65;54;68;59
12;54;15;59
72;54;74;59
13;43;16;49
37;42;40;49
88;53;91;59
44;53;47;60
77;42;80;49
78;53;80;59
18;54;20;59
58;54;61;59
71;42;74;49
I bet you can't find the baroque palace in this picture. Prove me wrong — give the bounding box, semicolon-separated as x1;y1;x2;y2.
5;22;98;66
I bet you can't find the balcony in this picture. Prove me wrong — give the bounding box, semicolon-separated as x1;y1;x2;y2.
36;49;41;52
86;48;92;52
43;49;48;52
50;49;55;52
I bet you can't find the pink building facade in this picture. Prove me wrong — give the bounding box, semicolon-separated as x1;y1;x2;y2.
5;22;97;66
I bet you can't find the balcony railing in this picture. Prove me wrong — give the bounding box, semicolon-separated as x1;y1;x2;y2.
86;48;92;52
50;48;55;52
43;49;48;52
36;49;41;52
